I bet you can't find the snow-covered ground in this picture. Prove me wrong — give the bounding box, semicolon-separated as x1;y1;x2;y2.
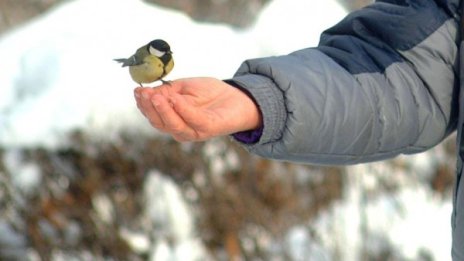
0;0;454;260
0;0;345;148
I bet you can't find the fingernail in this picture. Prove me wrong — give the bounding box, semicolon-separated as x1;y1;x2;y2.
142;92;150;99
134;91;140;98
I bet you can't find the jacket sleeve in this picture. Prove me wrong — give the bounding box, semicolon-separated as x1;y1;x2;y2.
228;0;460;165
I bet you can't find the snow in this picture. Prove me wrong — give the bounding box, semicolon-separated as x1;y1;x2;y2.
312;162;453;260
0;221;27;260
365;187;451;260
119;227;151;254
253;0;346;55
143;170;210;260
3;149;42;195
285;226;332;260
0;0;455;260
92;194;115;225
144;170;193;241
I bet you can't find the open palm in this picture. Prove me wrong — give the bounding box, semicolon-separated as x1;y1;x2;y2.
134;77;262;142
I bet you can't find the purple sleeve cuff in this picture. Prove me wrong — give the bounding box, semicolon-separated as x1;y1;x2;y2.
232;126;264;144
224;79;264;144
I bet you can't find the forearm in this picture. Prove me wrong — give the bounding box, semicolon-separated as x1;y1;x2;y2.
228;4;460;165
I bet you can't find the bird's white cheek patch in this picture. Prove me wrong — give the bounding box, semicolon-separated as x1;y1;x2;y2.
149;46;165;57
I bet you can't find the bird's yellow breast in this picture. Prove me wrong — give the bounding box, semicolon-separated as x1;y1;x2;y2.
164;58;174;78
129;55;165;84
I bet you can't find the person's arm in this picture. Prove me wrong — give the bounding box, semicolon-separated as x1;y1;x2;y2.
227;0;460;164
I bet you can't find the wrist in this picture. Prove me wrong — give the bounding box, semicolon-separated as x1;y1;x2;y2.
225;75;286;145
227;81;263;132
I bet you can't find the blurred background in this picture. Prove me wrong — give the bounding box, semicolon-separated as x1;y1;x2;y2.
0;0;372;33
0;0;456;260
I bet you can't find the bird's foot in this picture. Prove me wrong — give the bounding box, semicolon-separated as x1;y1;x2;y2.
161;79;172;86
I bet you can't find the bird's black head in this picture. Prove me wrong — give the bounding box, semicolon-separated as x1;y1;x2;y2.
148;39;172;57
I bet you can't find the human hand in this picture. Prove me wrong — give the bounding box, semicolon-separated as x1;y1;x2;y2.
134;77;262;142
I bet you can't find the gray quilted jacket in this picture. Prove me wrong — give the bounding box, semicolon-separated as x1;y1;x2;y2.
229;0;464;259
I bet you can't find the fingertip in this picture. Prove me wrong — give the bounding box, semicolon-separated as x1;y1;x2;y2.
134;89;141;99
139;87;156;100
134;86;145;93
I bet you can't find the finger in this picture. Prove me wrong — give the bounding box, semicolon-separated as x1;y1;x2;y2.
137;88;155;114
153;80;182;94
170;93;207;131
171;134;194;143
134;88;145;115
151;94;197;139
137;88;166;129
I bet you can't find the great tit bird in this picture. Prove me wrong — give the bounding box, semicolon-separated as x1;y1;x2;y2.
114;39;174;87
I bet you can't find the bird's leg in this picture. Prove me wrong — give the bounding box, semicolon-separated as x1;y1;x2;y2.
161;79;172;86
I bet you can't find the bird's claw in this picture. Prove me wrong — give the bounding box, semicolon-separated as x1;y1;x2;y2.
161;79;172;86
